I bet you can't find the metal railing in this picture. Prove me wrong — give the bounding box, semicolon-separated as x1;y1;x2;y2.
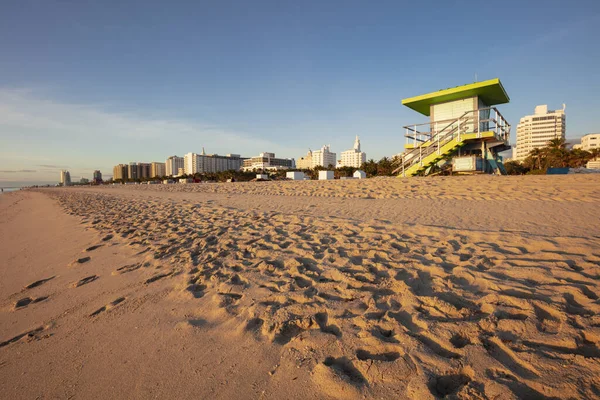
393;107;510;176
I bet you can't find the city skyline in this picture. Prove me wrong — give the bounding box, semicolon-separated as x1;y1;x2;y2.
2;1;599;182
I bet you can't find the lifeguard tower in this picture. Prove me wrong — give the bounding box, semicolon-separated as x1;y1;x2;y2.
393;78;511;177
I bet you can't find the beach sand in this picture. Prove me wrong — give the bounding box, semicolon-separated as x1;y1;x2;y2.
1;175;599;399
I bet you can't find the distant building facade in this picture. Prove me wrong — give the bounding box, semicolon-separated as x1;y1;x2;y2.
128;163;139;180
337;136;366;168
579;133;600;152
166;156;184;177
296;150;313;169
126;162;151;180
515;105;566;161
580;133;600;169
311;145;336;168
587;159;600;169
113;164;128;181
93;170;102;183
242;152;295;171
128;163;138;180
140;163;151;178
151;162;166;178
60;170;71;186
183;149;244;175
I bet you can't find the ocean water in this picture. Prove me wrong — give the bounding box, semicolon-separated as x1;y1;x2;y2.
0;187;20;194
0;181;56;194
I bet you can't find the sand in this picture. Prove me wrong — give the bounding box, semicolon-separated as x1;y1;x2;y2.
1;175;600;399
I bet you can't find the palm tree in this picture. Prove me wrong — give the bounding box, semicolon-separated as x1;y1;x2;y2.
568;149;592;168
361;159;378;177
529;148;544;170
545;137;569;167
547;137;567;151
377;157;394;176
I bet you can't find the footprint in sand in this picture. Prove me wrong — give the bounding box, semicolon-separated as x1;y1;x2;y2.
114;263;143;275
0;326;47;348
270;316;313;344
245;317;264;333
321;356;367;385
533;303;563;334
13;296;49;310
449;333;471;349
185;283;207;299
144;271;172;284
483;336;540;379
428;372;472;397
485;369;552;399
355;349;401;362
217;292;243;311
564;293;594;317
23;276;55;290
89;297;126;317
71;275;98;288
314;312;342;337
371;326;399;343
70;256;91;266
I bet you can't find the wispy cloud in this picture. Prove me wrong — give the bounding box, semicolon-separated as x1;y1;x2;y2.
0;169;36;173
0;88;305;181
0;88;298;151
37;164;70;169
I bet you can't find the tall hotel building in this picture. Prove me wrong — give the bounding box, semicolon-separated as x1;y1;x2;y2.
242;152;295;171
311;145;336;168
113;164;128;181
60;170;71;186
113;162;156;180
183;149;244;174
93;170;103;183
151;162;166;178
338;136;366;168
127;162;150;180
514;105;566;161
165;156;184;176
296;150;313;169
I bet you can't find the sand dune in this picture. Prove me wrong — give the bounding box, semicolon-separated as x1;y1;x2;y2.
1;176;600;399
105;175;600;204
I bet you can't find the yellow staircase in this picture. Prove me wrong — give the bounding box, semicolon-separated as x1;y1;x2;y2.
393;109;510;177
394;113;471;176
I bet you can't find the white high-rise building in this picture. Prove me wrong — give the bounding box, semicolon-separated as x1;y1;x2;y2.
184;149;244;174
60;170;71;186
242;152;295;171
338;135;367;168
577;133;600;152
311;145;336;168
515;105;566;161
183;153;196;175
296;150;313;169
166;156;184;176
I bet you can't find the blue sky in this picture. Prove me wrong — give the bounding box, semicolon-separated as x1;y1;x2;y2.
1;0;599;183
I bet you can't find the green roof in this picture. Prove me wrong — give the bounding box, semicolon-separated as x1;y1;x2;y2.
402;78;510;116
